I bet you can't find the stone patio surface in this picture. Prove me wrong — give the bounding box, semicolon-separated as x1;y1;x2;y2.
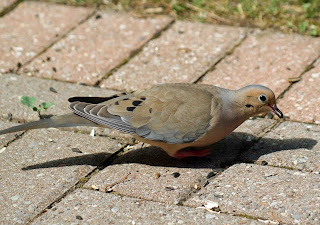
0;1;319;224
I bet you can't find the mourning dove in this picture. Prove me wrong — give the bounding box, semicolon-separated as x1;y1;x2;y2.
0;83;283;159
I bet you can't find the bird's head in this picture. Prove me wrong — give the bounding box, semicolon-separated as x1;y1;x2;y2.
238;85;283;118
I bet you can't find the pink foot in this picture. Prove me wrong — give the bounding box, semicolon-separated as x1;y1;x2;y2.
173;148;211;159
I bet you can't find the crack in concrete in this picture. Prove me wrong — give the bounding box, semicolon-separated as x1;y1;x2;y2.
277;55;320;101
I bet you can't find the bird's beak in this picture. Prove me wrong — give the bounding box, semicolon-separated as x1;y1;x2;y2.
268;104;283;118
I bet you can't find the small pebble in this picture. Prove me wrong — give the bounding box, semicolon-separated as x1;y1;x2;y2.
106;188;113;193
155;172;161;179
90;128;95;137
76;215;83;220
72;148;82;153
0;147;7;154
165;186;175;191
206;171;216;179
7;113;12;121
172;172;180;178
261;160;268;166
91;185;99;190
194;183;201;190
49;87;57;93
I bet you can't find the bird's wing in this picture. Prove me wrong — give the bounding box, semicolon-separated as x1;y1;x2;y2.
69;84;216;144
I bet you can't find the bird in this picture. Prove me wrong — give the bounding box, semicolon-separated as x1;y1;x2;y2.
0;83;283;159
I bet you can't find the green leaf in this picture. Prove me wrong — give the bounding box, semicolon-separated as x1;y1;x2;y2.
40;102;54;110
310;28;318;36
21;96;37;108
298;21;308;32
32;107;38;111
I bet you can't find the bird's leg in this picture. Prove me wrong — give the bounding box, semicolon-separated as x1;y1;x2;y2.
173;147;211;159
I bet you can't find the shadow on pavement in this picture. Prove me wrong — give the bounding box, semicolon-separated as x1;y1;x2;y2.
22;132;317;170
21;152;112;170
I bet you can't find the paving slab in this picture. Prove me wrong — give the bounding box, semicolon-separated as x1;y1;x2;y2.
84;118;275;204
241;122;320;172
22;12;173;86
0;1;93;73
199;31;320;97
185;163;320;224
278;59;320;124
0;127;122;224
0;0;17;13
101;22;246;91
32;189;263;225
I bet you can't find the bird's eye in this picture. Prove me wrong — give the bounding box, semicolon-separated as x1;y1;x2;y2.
258;94;267;102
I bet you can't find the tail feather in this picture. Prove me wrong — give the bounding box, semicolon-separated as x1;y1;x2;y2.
0;113;98;135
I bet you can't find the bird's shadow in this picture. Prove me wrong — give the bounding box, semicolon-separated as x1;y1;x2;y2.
22;132;318;170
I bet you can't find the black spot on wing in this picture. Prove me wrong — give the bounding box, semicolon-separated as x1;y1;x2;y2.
132;100;142;106
140;97;146;100
127;107;136;111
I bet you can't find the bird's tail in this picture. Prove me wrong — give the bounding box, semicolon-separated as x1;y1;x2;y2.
0;113;98;135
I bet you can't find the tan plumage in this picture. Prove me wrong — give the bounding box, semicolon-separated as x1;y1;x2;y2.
0;83;283;159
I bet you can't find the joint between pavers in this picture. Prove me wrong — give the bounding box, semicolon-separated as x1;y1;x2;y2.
17;8;97;74
223;212;282;225
194;29;249;84
95;18;176;88
0;0;22;18
0;129;26;149
277;54;320;101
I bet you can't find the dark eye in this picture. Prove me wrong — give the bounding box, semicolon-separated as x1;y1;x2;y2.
258;94;267;102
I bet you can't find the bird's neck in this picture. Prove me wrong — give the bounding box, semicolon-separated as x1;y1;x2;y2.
219;89;251;125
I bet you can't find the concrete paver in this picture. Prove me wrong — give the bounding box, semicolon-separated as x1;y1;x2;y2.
0;128;122;224
199;31;320;97
32;189;263;224
0;1;93;73
278;59;320;123
241;122;320;172
83;118;275;204
22;12;173;85
101;22;246;91
185;163;320;224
